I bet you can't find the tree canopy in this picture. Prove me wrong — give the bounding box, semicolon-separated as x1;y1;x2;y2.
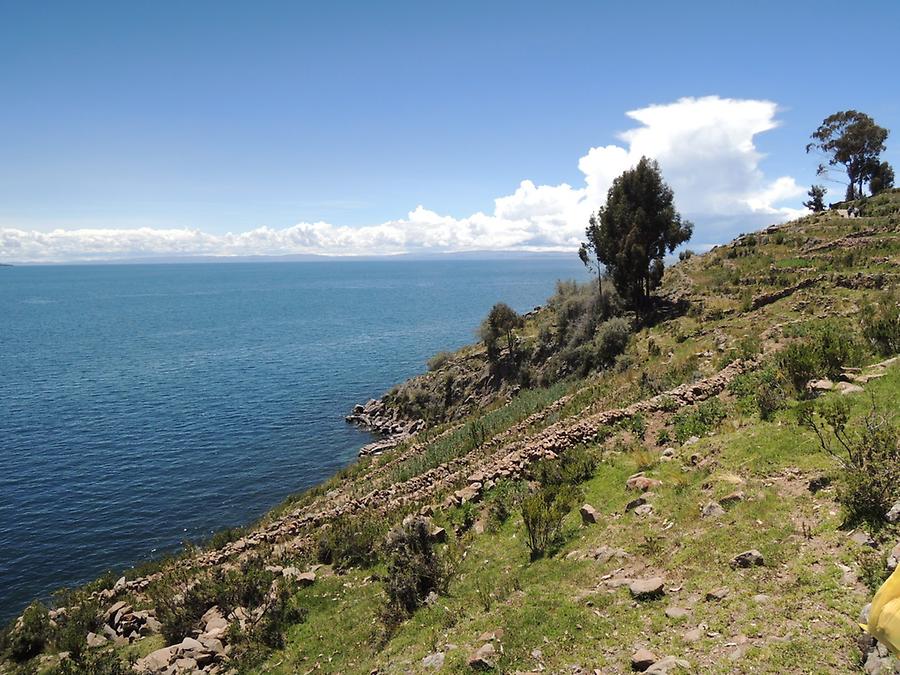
479;302;524;363
806;110;890;200
581;157;692;308
803;184;827;212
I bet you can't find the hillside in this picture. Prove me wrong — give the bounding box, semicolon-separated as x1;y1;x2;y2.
3;189;900;675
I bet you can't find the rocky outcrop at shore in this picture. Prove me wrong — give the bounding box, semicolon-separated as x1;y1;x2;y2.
345;397;425;455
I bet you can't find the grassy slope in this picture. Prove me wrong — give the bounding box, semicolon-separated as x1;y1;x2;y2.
259;193;900;674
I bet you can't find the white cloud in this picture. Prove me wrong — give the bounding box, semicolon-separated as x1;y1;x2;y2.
0;96;805;262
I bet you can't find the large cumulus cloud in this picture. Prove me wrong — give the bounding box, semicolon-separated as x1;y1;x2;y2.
1;96;805;262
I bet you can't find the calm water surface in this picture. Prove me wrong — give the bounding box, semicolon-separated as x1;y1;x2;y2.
0;258;585;619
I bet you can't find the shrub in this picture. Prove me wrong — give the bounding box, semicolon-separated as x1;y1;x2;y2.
381;518;445;628
4;602;50;662
426;351;453;371
51;650;130;675
798;398;900;528
862;291;900;356
777;320;866;395
315;515;384;571
52;592;100;659
532;446;597;487
485;479;528;527
594;317;632;366
672;398;727;443
521;485;581;559
729;366;787;420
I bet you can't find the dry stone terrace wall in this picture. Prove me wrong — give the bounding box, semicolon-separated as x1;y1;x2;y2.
110;356;755;597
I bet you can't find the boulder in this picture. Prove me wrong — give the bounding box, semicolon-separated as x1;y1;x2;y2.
706;587;730;601
731;549;764;568
886;501;900;524
887;541;900;572
422;652;445;669
629;577;665;600
85;632;107;648
625;496;648;512
430;526;448;543
626;474;662;492
135;646;175;673
646;656;691;673
664;606;690;619
701;501;725;519
580;504;599;525
631;648;658;671
468;643;496;670
633;503;654;517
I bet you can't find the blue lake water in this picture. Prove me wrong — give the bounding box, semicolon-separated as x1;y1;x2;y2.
0;258;585;620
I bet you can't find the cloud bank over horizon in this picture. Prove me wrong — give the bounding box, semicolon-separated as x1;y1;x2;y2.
1;96;806;263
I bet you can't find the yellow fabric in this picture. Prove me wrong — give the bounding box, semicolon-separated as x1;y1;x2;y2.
868;565;900;657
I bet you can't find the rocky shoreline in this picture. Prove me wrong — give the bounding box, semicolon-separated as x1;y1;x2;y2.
345;397;425;456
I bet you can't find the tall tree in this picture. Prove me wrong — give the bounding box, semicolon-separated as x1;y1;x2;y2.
806;110;889;200
869;161;895;195
582;157;692;308
479;302;523;363
803;184;827;212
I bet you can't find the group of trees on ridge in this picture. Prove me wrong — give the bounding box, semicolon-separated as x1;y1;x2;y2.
478;109;894;378
805;110;894;210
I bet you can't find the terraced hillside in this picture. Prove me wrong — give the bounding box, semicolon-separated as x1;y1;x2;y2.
2;189;900;675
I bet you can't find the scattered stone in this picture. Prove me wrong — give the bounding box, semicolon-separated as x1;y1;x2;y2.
625;496;647;512
468;643;496;670
430;526;447;543
629;577;665;600
682;627;703;643
683;436;700;447
887;501;900;524
719;491;744;506
85;632;107;648
850;530;877;548
478;628;504;642
731;549;764;568
422;652;445;669
806;378;834;393
645;656;691;673
752;594;771;605
631;648;658;672
626;473;662;492
633;503;654;517
701;501;726;519
835;381;864;395
706;587;730;601
887;542;900;572
580;504;599;525
664;606;690;619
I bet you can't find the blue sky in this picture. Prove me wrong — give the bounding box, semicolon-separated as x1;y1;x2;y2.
1;0;898;261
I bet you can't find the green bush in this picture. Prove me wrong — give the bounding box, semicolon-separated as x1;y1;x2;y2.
3;602;50;662
51;650;130;675
380;518;445;629
798;398;900;528
315;515;384;571
521;484;581;559
531;445;597;487
862;291;900;356
729;366;787;420
426;351;453;371
485;479;528;527
52;592;100;659
672;398;727;443
776;320;865;394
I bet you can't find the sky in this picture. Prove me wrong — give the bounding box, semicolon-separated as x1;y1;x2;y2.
1;0;898;263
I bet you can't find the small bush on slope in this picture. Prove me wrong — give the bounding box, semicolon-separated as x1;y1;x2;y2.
798;397;900;528
380;518;445;633
315;514;384;571
2;602;50;662
862;290;900;356
521;484;582;560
